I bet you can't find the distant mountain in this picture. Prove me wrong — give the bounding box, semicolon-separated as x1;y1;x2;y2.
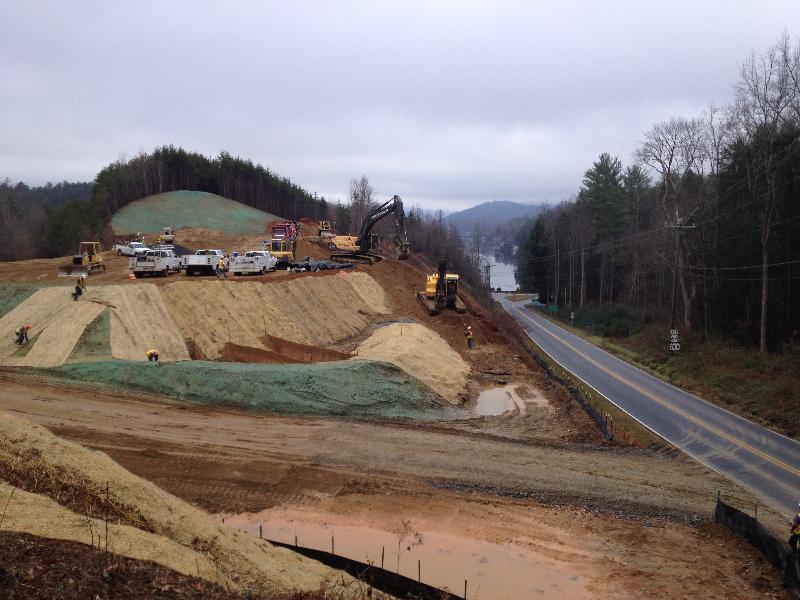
444;200;542;234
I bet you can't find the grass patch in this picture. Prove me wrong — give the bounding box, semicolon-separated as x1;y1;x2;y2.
0;283;41;318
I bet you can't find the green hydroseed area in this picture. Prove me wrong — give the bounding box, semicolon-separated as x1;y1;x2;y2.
43;359;458;420
111;191;283;235
0;284;42;318
67;308;112;362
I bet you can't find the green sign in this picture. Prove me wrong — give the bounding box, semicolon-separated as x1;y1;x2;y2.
548;305;558;314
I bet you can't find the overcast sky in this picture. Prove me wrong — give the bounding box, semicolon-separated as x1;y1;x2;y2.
2;1;799;211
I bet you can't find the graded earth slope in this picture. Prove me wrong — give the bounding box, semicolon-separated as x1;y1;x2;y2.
0;285;189;366
355;322;470;403
0;412;351;594
161;272;392;359
111;190;282;235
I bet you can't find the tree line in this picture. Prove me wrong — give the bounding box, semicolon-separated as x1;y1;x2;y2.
515;33;800;352
0;147;326;259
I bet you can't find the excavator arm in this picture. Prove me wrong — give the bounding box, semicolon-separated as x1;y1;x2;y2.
356;195;410;258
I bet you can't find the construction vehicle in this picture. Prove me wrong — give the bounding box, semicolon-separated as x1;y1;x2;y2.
130;248;181;277
58;242;106;277
160;226;175;244
317;220;333;238
268;223;298;268
329;195;410;264
229;250;278;275
417;260;466;315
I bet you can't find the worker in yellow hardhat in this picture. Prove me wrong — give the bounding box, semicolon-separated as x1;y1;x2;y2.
145;349;159;362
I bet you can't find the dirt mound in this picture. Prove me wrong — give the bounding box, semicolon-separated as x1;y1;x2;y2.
354;323;469;403
161;273;391;359
46;360;455;420
0;412;349;594
111;191;282;235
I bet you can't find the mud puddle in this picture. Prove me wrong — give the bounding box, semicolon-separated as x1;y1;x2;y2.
474;383;550;416
222;509;592;599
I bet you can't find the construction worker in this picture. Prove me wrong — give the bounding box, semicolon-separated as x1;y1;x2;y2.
464;323;474;349
791;501;800;553
217;255;227;279
15;324;31;345
145;349;159;362
72;276;85;301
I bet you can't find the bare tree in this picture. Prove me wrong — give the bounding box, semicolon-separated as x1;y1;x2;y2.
733;32;799;352
348;175;375;235
636;116;707;331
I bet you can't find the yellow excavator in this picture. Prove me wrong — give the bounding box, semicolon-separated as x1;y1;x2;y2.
58;241;106;277
417;260;465;315
329;195;410;264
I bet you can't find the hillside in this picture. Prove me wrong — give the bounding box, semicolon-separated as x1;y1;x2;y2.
445;200;542;234
111;190;283;235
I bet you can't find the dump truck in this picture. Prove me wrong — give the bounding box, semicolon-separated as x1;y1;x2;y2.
417;260;465;315
268;222;298;268
129;248;181;277
181;249;227;276
58;242;106;278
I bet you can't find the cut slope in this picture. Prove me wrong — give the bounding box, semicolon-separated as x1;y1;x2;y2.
355;322;470;403
160;272;392;359
111;190;281;235
0;287;105;367
0;412;349;594
46;360;454;420
93;284;190;362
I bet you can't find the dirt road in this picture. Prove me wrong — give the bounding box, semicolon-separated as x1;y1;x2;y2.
0;371;783;598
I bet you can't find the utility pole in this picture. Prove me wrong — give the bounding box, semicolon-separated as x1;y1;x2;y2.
665;208;697;331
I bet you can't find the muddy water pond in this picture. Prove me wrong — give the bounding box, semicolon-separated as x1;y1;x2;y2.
474;383;550;416
222;510;592;599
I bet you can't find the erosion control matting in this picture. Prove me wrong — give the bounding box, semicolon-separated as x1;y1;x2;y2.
42;360;456;419
67;308;111;362
0;283;41;318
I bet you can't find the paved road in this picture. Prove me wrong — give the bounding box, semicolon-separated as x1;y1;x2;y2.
496;294;800;515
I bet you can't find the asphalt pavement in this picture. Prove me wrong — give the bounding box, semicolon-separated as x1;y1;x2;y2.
496;294;800;516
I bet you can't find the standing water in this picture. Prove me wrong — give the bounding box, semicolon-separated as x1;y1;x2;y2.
481;253;516;290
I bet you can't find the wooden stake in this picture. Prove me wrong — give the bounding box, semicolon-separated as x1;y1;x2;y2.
464;579;468;599
105;482;109;555
418;559;420;582
259;524;262;539
381;546;384;569
331;533;335;555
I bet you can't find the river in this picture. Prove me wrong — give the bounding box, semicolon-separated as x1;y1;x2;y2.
481;253;517;291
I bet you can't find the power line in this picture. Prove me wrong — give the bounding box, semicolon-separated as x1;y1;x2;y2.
689;258;800;271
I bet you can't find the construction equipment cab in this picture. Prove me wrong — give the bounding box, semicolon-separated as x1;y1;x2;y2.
59;242;105;277
417;260;466;315
329;195;410;264
269;222;298;268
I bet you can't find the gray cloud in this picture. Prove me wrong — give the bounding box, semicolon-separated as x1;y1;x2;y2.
2;1;799;211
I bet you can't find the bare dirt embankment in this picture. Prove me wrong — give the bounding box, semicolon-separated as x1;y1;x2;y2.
0;411;352;595
160;272;392;359
0;373;783;599
355;322;470;403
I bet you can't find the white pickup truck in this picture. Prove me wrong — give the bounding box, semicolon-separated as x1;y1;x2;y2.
181;249;227;276
229;250;278;275
114;241;151;257
129;248;181;278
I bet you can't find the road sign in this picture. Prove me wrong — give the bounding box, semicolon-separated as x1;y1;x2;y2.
669;329;680;352
548;305;558;314
570;311;575;325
